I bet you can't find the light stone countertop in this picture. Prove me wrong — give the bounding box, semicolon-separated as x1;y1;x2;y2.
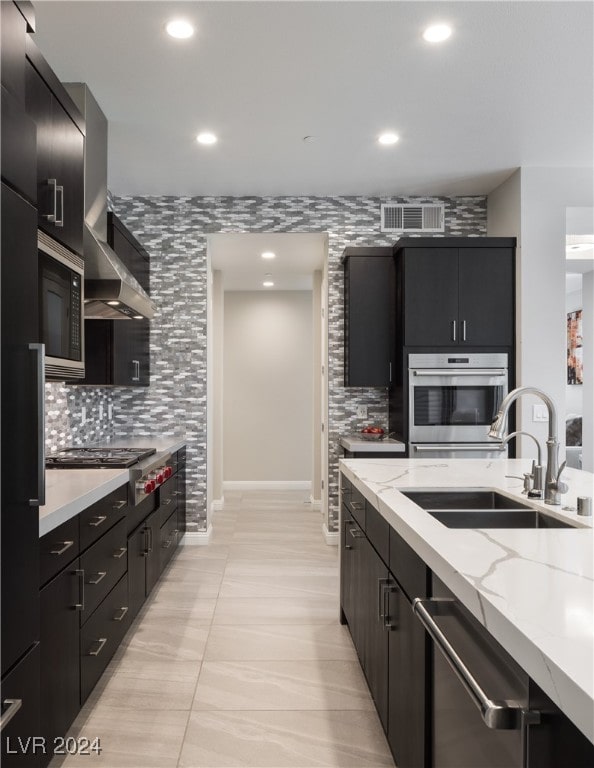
339;435;406;453
40;435;186;537
339;457;594;744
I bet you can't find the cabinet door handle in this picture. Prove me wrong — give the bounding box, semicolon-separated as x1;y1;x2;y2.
113;606;129;622
378;578;389;621
88;638;108;657
173;490;184;496
131;360;140;382
112;547;127;559
50;540;74;556
88;515;107;528
383;582;398;630
350;501;364;510
451;320;457;341
162;498;173;506
87;571;107;585
142;527;149;557
29;343;46;506
112;500;127;510
162;538;172;550
43;178;58;222
412;598;540;730
462;319;467;341
389;362;392;383
74;569;85;611
55;184;64;227
146;526;153;553
0;699;22;731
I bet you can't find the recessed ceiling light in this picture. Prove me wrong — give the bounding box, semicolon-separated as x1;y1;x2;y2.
567;243;594;252
263;280;274;287
196;132;217;145
133;315;144;320
166;19;194;39
378;132;399;146
423;24;452;43
106;300;120;306
261;251;276;260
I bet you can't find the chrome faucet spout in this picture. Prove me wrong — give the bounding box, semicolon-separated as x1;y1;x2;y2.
489;386;566;505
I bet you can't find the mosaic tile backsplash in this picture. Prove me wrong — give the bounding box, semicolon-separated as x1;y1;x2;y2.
45;194;487;532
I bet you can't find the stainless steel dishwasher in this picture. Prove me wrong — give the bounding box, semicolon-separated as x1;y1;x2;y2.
414;575;537;768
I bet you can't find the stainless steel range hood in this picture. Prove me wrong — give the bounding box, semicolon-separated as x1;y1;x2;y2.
65;83;156;320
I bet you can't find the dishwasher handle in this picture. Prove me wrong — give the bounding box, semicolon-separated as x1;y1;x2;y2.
412;598;540;731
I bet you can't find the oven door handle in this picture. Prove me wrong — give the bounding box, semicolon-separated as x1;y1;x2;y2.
411;369;507;377
412;444;507;452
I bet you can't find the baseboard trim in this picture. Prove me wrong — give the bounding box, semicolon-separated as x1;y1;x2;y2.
310;495;321;510
223;480;311;491
323;524;339;546
181;527;213;546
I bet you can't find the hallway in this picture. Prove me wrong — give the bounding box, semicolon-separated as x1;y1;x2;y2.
56;491;394;767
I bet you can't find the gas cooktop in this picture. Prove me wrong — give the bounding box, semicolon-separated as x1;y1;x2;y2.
46;447;156;469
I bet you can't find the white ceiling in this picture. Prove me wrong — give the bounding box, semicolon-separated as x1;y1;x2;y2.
209;232;327;290
33;1;593;199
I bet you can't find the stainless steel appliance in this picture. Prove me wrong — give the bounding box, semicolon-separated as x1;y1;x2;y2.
46;446;173;505
408;352;508;458
39;231;85;380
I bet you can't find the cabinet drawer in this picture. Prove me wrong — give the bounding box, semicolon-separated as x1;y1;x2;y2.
158;476;178;526
159;509;179;572
366;502;389;565
126;490;156;536
1;643;40;768
40;516;79;587
80;574;130;704
79;518;127;623
389;526;428;602
341;477;366;528
79;485;128;551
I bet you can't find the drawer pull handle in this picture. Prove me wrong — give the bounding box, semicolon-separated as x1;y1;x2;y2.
113;606;129;622
173;490;183;496
50;540;74;556
0;698;22;731
112;547;127;559
88;515;107;528
162;539;172;549
112;500;127;510
162;498;173;506
349;527;365;539
351;501;364;510
88;638;107;657
74;569;85;611
87;571;107;585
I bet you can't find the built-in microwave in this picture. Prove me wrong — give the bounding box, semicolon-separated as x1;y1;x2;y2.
38;230;85;380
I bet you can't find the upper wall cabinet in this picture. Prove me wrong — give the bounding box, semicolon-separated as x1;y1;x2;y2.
25;40;85;257
343;247;395;387
394;237;516;348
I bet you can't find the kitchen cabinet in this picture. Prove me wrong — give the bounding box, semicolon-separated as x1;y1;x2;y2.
1;644;40;768
81;215;150;387
1;1;32;102
24;41;84;257
395;237;515;348
175;448;187;538
343;247;395;387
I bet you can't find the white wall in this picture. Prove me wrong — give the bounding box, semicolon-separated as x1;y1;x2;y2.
488;167;594;461
223;290;313;483
312;271;322;501
212;270;225;502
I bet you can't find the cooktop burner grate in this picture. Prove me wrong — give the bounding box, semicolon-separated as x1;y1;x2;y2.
46;447;156;469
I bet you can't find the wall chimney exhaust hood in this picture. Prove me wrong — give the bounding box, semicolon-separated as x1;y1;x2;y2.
65;83;156;320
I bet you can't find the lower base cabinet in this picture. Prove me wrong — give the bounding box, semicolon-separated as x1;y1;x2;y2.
339;472;594;768
1;644;41;768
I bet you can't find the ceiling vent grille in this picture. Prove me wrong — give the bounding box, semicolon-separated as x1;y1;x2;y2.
381;203;445;233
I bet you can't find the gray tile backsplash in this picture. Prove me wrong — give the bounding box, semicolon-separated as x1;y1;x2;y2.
46;194;487;532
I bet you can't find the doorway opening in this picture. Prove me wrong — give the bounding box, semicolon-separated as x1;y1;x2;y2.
206;233;329;536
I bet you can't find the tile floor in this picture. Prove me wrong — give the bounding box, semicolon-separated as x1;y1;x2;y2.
53;491;395;767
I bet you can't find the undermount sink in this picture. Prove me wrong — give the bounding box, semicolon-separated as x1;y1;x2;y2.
401;489;576;529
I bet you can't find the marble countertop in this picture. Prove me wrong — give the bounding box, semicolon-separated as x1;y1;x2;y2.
339;457;594;743
339;435;406;453
40;435;186;537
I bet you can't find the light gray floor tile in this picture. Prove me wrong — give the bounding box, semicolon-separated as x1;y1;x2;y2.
204;624;357;661
213;596;339;625
119;614;210;662
178;709;394;767
192;660;373;711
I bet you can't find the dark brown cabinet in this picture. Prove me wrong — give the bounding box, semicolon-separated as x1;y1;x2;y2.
1;644;41;768
395;237;515;348
24;47;84;257
81;215;150;386
343;247;395;387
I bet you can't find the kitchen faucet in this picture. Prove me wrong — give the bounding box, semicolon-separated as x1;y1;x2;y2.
501;431;543;497
489;386;568;505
